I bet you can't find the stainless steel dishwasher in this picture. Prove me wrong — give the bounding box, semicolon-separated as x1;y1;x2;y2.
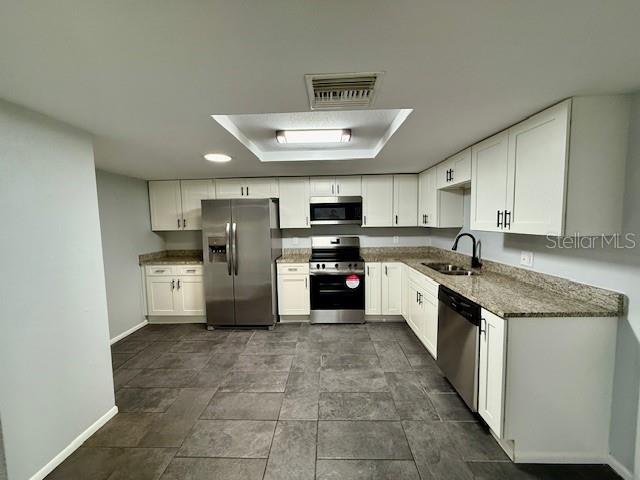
436;286;481;411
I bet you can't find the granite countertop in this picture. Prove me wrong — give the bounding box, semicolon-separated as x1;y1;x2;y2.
360;247;624;319
139;250;203;265
277;249;311;264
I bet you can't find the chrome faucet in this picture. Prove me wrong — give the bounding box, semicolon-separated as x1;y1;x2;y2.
452;233;482;268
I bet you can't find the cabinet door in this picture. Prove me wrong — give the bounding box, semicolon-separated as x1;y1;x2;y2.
215;179;244;198
335;176;361;196
309;177;336;196
175;276;205;315
362;175;393;227
245;178;279;198
277;274;310;315
180;180;215;230
478;309;506;438
365;263;382;315
381;263;403;315
393;175;418;227
149;180;182;231
506;101;570;235
406;281;421;335
422;169;438;227
146;276;177;315
418;170;429;227
470;131;509;232
278;177;310;228
437;148;472;189
421;290;438;359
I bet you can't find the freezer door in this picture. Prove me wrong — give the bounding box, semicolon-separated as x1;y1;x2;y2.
202;199;235;327
231;199;277;326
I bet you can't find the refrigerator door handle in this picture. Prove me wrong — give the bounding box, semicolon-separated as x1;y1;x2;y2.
232;222;238;275
225;222;232;275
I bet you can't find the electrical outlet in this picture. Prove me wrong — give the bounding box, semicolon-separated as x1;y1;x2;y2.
292;237;299;245
520;251;534;267
393;236;399;244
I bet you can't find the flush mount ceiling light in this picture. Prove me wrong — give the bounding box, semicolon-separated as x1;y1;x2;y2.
204;153;231;163
275;128;351;144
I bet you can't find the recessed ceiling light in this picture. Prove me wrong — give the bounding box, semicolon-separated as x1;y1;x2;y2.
275;128;351;144
204;153;232;163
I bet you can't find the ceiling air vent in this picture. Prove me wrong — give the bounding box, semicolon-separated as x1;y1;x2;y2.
305;72;383;110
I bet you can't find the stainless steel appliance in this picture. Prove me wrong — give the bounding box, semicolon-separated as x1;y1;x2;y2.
309;196;362;225
202;199;281;328
309;236;365;324
436;286;481;411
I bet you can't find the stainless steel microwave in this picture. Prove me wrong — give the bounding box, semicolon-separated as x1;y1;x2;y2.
309;196;362;225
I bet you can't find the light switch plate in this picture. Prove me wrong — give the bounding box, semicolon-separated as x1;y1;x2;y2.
520;251;534;267
393;236;399;244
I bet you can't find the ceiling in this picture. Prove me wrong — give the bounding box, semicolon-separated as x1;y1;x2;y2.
1;1;639;180
212;109;412;161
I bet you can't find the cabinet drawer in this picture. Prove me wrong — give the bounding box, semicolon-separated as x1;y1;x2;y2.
177;265;203;276
277;263;310;275
145;265;176;276
407;267;439;297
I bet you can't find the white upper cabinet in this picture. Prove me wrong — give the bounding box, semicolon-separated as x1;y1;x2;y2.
149;179;214;231
149;180;182;231
470;131;510;232
393;175;418;227
436;148;472;189
362;175;394;227
309;177;336;196
506;101;569;235
180;180;215;230
335;176;362;196
215;178;279;199
418;168;464;228
470;96;630;236
279;177;310;228
310;176;361;196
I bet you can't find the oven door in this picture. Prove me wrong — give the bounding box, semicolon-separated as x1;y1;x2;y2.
309;196;362;225
310;272;365;324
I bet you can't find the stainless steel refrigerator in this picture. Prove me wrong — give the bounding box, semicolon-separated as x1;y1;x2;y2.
201;199;281;328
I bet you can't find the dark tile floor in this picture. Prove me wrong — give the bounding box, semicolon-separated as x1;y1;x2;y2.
47;322;621;480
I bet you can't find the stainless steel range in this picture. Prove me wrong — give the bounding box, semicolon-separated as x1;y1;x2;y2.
309;236;365;324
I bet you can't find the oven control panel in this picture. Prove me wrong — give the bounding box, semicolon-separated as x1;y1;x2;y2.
309;261;364;274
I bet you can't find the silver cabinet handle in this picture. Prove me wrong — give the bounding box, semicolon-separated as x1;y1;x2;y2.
497;210;503;228
395;215;398;225
384;265;388;275
305;216;309;226
171;279;175;290
367;266;370;276
246;185;249;196
177;279;181;289
480;318;487;336
332;184;335;195
225;223;232;275
363;215;367;225
183;218;187;228
154;269;166;273
186;269;196;273
177;218;180;229
241;186;244;196
232;222;238;275
305;277;308;289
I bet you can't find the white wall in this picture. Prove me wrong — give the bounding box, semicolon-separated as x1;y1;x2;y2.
0;100;115;480
160;230;202;250
282;225;431;249
430;92;640;476
96;170;165;341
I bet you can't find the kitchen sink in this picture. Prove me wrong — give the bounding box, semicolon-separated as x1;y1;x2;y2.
421;262;477;276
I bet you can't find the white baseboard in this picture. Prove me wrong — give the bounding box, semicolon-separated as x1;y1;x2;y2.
514;452;608;464
29;406;118;480
608;454;633;480
110;320;148;345
147;316;206;324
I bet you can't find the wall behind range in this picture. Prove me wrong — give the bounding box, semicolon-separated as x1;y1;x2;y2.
429;92;640;476
0;99;114;480
282;225;431;249
96;170;165;341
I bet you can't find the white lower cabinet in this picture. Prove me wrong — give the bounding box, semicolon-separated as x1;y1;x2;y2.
381;263;403;315
145;265;205;316
403;267;439;359
478;308;506;438
277;263;310;315
365;263;382;315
